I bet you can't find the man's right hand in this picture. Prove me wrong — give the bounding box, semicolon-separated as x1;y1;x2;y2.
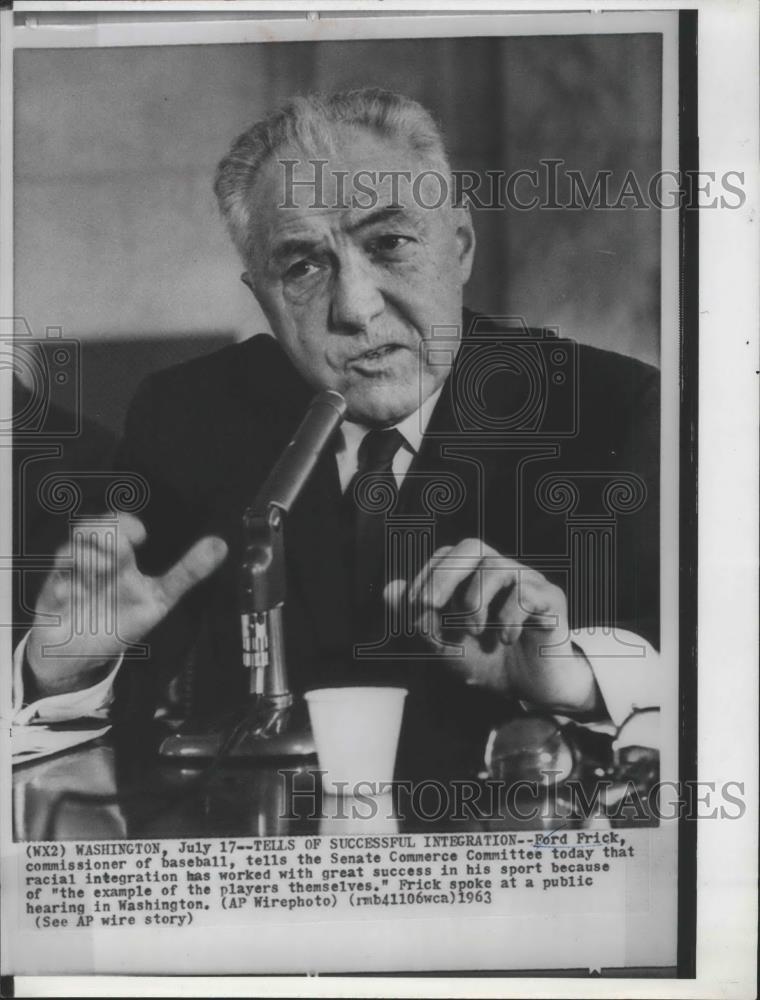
26;513;228;697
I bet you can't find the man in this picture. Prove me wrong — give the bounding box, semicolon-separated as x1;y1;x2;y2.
14;89;659;779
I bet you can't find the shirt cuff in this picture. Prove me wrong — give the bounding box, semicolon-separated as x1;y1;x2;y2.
12;632;123;726
571;627;660;729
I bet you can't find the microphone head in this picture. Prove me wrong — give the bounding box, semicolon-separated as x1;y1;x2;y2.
249;389;347;516
318;390;347;420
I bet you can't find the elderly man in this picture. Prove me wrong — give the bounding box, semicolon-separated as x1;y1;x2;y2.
15;89;659;779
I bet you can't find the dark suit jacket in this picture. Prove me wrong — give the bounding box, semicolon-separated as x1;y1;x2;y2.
112;311;659;778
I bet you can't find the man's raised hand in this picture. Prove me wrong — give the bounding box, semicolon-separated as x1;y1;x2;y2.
26;513;228;696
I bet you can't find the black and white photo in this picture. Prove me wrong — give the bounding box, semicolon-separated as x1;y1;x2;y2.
0;3;756;993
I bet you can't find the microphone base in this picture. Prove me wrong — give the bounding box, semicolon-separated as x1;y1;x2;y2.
158;699;316;761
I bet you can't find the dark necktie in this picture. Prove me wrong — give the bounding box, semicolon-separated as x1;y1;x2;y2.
345;427;405;632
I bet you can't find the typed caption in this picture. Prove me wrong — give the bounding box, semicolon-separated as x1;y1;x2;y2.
20;830;644;931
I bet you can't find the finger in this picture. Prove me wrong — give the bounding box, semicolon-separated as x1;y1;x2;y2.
157;535;228;609
459;563;516;635
65;515;147;571
52;518;109;562
498;576;560;645
67;526;125;584
116;513;148;548
383;578;408;609
422;538;490;610
111;515;150;572
407;545;454;607
497;588;532;646
69;512;147;545
412;604;458;651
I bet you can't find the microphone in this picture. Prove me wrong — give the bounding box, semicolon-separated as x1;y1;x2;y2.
250;389;347;516
160;390;347;760
241;390;347;702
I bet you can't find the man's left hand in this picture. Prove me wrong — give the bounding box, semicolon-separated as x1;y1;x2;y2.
386;538;600;715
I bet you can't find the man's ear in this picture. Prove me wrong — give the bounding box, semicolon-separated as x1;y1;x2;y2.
453;204;476;285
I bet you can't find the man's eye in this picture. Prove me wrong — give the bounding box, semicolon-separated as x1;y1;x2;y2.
285;260;320;280
367;234;414;256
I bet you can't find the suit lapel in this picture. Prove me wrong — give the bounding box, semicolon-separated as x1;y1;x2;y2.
397;366;481;547
285;446;352;656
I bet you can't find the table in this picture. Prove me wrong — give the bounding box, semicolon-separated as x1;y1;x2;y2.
13;713;659;841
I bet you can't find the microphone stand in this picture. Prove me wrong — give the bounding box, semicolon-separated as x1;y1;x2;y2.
240;504;291;728
160;390;346;761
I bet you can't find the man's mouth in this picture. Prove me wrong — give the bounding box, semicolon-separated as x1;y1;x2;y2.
348;344;405;372
362;343;400;359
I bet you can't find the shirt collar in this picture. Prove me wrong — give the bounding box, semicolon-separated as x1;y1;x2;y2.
339;384;444;458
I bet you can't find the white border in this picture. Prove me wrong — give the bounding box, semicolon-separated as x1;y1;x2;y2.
695;0;759;991
1;1;757;997
11;9;677;47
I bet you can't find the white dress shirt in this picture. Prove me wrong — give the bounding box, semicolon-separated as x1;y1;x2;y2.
11;382;660;736
335;385;443;493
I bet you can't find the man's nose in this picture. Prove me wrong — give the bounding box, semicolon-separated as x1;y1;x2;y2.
329;256;384;333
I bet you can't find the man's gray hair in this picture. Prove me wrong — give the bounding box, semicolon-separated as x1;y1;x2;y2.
214;87;451;264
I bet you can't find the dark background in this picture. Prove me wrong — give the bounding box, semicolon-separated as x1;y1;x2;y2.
14;34;661;437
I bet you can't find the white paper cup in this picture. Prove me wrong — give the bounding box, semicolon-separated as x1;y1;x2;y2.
304;686;407;796
319;793;399;835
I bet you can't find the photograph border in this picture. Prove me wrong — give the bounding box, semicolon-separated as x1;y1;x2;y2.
1;1;757;996
675;9;698;980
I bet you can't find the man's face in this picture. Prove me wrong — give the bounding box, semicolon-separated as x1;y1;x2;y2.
245;127;475;426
